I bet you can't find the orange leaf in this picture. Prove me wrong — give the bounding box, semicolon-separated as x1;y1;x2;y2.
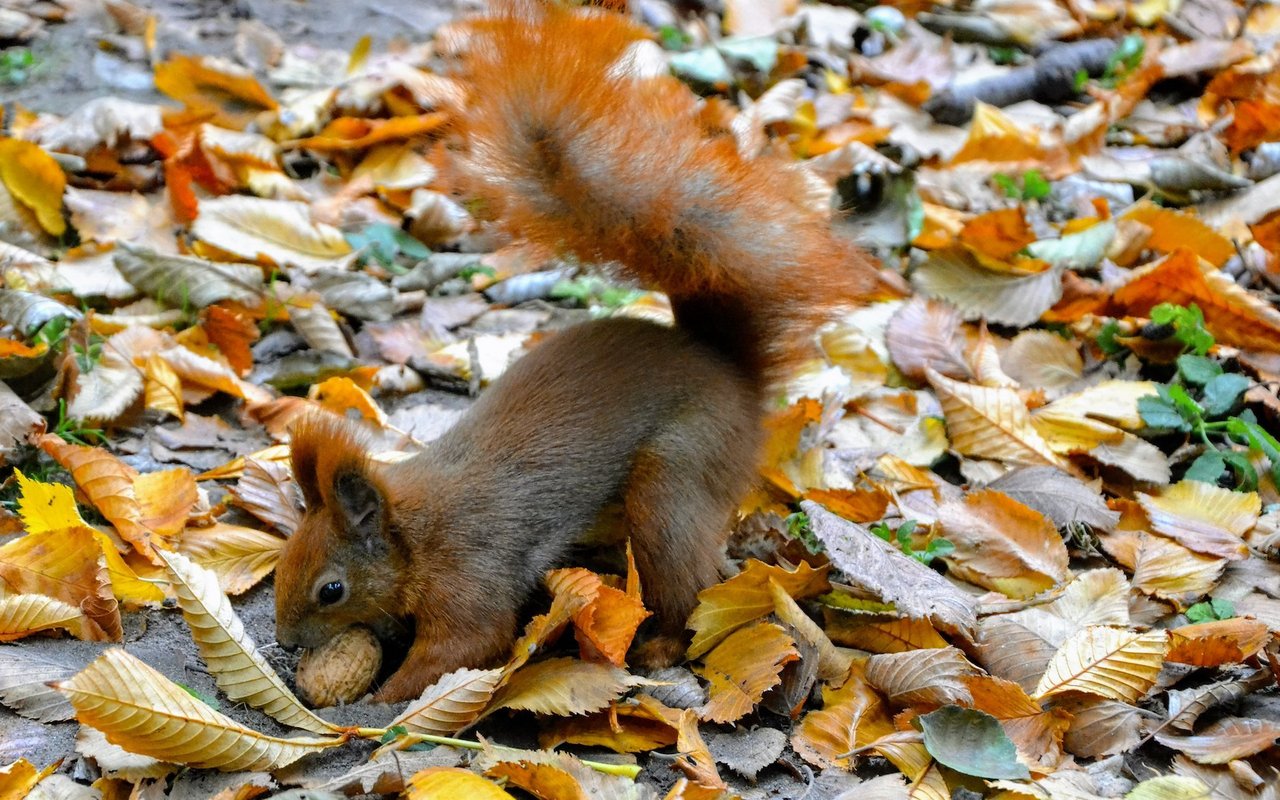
1118;203;1234;267
965;674;1071;768
1113;248;1280;352
291;113;448;151
686;559;829;659
0;137;67;236
950;104;1042;164
134;468;198;542
37;435;163;563
1223;99;1280;153
200;304;259;377
959;208;1036;262
694;621;798;723
936;490;1070;599
1166;619;1272;667
154;55;277;130
804;488;890;523
544;566;650;667
308;377;385;425
791;663;894;770
541;701;678;753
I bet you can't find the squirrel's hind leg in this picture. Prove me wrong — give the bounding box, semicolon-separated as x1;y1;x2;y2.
623;420;758;670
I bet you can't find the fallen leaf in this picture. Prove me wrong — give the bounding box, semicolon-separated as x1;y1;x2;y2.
936;490;1071;599
918;705;1030;779
176;523;284;596
695;622;799;723
0;593;85;641
192;196;353;272
1166;619;1271;666
1156;717;1280;764
491;658;644;717
686;559;829;659
791;664;893;770
0;137;66;236
1034;626;1168;703
865;647;979;707
404;766;516;799
391;667;504;736
0;527;120;641
927;368;1072;471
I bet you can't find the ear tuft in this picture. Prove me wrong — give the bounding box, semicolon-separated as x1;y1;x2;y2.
333;467;383;540
289;412;378;512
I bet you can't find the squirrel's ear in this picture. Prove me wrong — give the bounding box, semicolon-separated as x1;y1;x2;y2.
333;468;384;545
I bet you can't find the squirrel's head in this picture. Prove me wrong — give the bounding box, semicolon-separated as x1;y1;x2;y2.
275;415;405;651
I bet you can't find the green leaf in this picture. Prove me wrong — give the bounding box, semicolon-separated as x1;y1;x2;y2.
993;173;1019;199
1073;68;1089;92
1219;450;1258;492
1021;170;1051;200
1184;451;1225;485
1201;373;1249;417
918;706;1030;780
1139;395;1191;432
1175;355;1222;386
1097;320;1123;355
1163;384;1203;423
1186;598;1234;624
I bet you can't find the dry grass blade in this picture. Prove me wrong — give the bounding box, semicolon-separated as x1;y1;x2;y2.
54;648;345;771
390;667;504;735
158;549;338;734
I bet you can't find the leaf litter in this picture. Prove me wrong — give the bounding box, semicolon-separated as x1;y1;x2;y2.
1;0;1280;798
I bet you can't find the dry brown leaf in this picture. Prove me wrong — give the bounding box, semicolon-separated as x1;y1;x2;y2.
1056;695;1153;759
540;700;678;754
544;564;650;667
114;244;265;308
694;621;798;724
404;767;515;799
1034;626;1168;703
804;502;978;640
791;664;893;770
1127;532;1227;608
770;580;851;683
1165;671;1273;733
491;658;644;717
927;368;1072;471
936;490;1070;599
1165;619;1272;667
55;648;343;771
686;559;829;659
1138;481;1258;561
912;248;1065;328
886;297;970;382
1156;717;1280;764
824;610;949;654
391;667;504;736
965;675;1071;768
0;648;78;722
227;457;303;536
144;354;185;421
865;647;979;708
999;331;1083;397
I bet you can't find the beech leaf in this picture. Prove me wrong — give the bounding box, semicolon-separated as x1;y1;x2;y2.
918;705;1030;780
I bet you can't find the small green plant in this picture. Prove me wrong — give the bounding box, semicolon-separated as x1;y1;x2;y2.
346;223;432;274
992;169;1051;201
785;511;823;554
869;519;954;566
33;316;71;350
458;264;497;282
72;338;104;373
177;683;221;710
0;48;36;86
53;399;105;446
1185;597;1234;623
1073;68;1089;92
658;25;692;50
1149;302;1214;356
1138;353;1277;491
1101;35;1145;87
989;46;1022;66
551;276;643;312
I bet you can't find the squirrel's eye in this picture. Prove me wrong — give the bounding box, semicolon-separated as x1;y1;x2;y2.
317;581;345;605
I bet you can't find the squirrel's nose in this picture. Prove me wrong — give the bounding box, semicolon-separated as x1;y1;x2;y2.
276;631;300;653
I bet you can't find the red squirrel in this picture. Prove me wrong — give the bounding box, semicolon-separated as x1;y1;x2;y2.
274;4;902;702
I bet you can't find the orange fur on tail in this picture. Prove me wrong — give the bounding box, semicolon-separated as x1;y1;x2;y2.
461;4;903;383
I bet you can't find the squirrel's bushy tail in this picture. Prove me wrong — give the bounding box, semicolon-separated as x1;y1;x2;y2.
461;4;903;383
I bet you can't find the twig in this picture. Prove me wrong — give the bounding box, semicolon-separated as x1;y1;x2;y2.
353;727;642;779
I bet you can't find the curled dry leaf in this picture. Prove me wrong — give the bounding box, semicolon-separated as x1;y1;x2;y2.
1156;717;1280;765
803;501;978;640
685;558;829;659
865;647;979;708
1034;626;1168;703
227;457;304;536
936;490;1070;599
694;621;799;724
391;667;504;736
76;725;176;781
0;527;121;641
999;330;1083;397
1165;670;1273;732
1127;533;1228;608
1056;696;1152;759
544;563;650;667
55;648;344;772
158;549;337;734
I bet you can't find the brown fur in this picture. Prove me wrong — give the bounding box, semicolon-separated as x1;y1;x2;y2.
275;5;897;702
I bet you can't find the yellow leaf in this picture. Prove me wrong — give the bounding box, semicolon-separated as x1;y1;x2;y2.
908;761;950;800
950;103;1042;164
694;621;798;723
14;470;84;532
1119;202;1234;267
1034;626;1168;702
0;594;85;641
791;665;893;770
55;648;343;771
153;55;277;129
158;549;336;734
1125;776;1212;800
0;138;66;236
0;527;121;641
0;758;51;800
686;559;829;659
1138;481;1258;560
191;196;352;273
177;522;284;596
926;368;1072;472
491;657;644;717
308;376;386;425
144;354;185;421
405;767;515;799
391;667;504;736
